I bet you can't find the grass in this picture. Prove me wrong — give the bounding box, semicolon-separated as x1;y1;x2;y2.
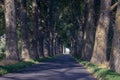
75;58;120;80
0;57;53;76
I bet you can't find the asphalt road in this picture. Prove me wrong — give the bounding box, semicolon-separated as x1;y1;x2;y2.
0;55;97;80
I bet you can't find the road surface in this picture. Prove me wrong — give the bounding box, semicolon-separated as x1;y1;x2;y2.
0;55;97;80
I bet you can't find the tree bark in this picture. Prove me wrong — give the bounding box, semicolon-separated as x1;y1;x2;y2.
37;0;44;58
82;0;95;61
4;0;19;60
110;0;120;73
20;0;31;60
30;0;39;59
81;0;89;59
76;17;84;58
91;0;111;64
48;0;54;56
38;30;44;57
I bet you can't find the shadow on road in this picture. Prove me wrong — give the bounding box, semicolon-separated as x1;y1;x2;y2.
0;55;97;80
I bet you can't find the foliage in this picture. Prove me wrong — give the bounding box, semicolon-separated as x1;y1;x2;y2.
0;0;120;77
55;0;84;48
0;34;5;60
0;6;5;36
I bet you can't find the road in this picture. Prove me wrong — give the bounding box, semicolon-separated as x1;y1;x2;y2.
0;55;97;80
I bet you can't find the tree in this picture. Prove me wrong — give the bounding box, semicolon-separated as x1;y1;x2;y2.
20;0;31;60
4;0;19;60
48;0;54;56
30;0;39;59
82;0;95;61
91;0;111;64
37;0;45;57
110;0;120;73
76;17;84;57
70;0;84;57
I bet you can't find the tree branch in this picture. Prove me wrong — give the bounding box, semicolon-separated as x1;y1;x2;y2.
110;1;120;11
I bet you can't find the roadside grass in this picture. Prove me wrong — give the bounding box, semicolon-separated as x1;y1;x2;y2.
0;57;53;76
75;58;120;80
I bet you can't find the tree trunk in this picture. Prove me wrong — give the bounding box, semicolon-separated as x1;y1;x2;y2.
38;30;44;57
82;0;95;61
30;0;39;59
37;1;44;58
91;0;111;64
43;28;50;57
20;0;31;60
109;0;120;73
59;39;62;54
55;38;58;55
53;36;56;55
81;0;89;59
4;0;19;60
48;0;54;56
76;17;84;58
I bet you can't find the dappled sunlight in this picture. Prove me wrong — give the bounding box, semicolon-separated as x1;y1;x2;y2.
0;0;120;79
0;55;96;80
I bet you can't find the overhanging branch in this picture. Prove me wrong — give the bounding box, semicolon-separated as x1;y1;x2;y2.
110;1;120;11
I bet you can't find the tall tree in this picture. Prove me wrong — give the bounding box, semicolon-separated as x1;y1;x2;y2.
76;17;84;57
48;0;54;56
37;0;44;57
81;0;89;58
82;0;95;61
110;0;120;73
70;0;84;57
4;0;19;60
30;0;39;59
91;0;111;64
20;0;31;60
